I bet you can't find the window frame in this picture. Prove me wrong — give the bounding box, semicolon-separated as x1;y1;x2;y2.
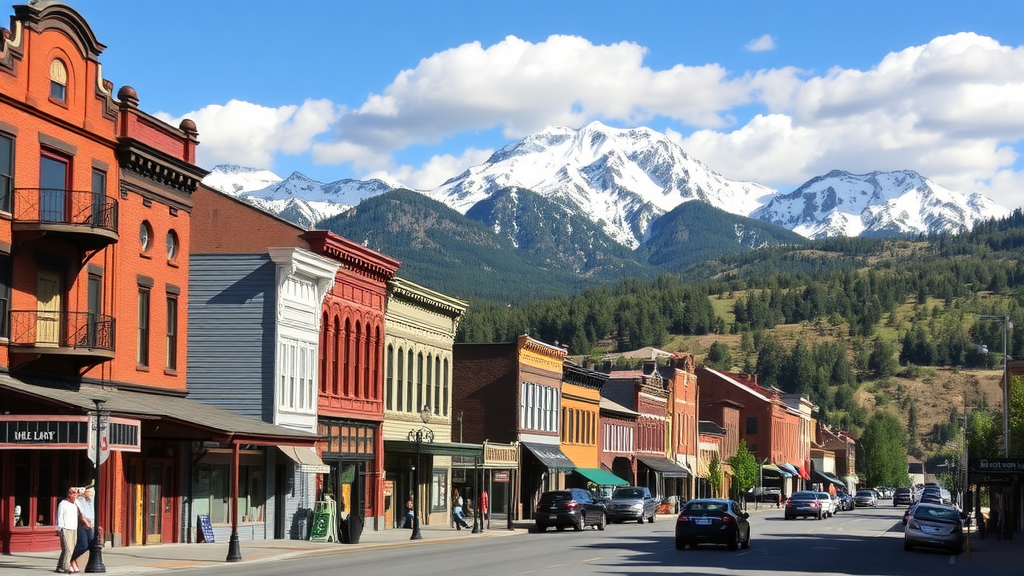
165;295;178;371
137;286;150;368
0;132;12;213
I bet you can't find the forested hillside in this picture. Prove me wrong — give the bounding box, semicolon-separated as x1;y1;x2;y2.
457;209;1024;449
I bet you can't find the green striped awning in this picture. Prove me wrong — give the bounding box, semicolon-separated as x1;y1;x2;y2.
574;467;628;487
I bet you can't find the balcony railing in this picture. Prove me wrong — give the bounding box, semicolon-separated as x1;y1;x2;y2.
9;310;115;352
12;188;119;235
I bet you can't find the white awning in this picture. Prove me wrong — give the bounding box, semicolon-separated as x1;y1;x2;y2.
278;445;329;474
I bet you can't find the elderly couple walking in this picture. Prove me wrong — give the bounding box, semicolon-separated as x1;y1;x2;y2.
55;484;95;574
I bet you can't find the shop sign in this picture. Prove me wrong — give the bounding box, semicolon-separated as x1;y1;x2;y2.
0;416;88;448
494;471;510;482
970;458;1024;473
0;415;142;451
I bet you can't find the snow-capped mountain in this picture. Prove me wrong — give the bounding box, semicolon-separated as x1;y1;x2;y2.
428;121;776;249
751;170;1010;239
202;165;282;196
203;165;397;229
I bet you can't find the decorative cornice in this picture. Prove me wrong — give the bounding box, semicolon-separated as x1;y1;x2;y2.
117;145;207;195
388;276;467;319
0;19;23;72
302;230;400;284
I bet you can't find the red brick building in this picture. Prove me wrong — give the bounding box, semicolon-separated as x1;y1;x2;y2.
0;2;315;553
695;367;807;495
664;353;698;500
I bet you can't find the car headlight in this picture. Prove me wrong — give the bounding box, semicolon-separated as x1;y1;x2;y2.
631;503;644;510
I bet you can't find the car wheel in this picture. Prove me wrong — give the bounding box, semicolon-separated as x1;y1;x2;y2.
535;523;546;533
637;516;645;524
648;510;656;523
741;532;751;550
675;538;686;551
727;529;740;551
596;512;606;531
573;516;583;532
784;515;793;520
817;512;823;520
556;525;566;531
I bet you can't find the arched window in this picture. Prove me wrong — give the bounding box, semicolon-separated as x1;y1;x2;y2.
352;321;362;398
343;319;352;397
417;353;424;411
424;353;433;414
319;313;328;394
442;358;449;416
385;344;394;410
397;347;405;411
50;59;67;102
434;356;441;415
332;317;342;395
406;350;414;410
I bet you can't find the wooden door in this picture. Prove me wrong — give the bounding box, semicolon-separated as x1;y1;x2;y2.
36;270;61;346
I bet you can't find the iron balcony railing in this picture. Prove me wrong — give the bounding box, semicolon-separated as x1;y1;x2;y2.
12;188;118;233
9;310;115;351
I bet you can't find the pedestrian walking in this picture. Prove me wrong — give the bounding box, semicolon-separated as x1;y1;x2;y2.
55;486;79;574
71;485;95;572
452;489;469;530
403;493;414;529
481;490;489;520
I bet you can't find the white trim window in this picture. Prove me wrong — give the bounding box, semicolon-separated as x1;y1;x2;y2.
519;382;559;433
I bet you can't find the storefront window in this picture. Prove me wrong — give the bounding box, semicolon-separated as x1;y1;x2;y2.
192;460;265;525
431;470;447;513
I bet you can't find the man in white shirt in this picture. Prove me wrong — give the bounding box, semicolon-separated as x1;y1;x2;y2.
55;486;79;574
71;486;95;572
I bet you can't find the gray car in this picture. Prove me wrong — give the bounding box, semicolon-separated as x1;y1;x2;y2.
904;503;964;554
604;486;659;524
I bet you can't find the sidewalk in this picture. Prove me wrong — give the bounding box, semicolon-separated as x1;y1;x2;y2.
0;520;530;574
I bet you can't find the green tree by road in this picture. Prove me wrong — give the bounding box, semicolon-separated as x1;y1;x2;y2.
857;410;912;487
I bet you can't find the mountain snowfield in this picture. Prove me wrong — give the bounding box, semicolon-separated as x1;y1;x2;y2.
751;170;1010;239
202;122;1010;244
428;122;775;248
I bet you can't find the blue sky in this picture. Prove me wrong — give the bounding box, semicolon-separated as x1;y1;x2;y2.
63;0;1024;207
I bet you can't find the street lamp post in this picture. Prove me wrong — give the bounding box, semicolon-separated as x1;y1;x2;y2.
978;314;1013;457
409;406;434;541
85;399;108;573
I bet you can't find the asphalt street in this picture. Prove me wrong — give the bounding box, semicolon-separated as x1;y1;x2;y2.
164;505;1013;576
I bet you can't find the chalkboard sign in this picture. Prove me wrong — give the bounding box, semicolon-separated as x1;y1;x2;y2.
196;514;215;543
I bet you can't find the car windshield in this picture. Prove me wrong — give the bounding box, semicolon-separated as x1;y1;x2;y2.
817;493;830;498
612;488;645;499
684;501;727;513
914;506;960;523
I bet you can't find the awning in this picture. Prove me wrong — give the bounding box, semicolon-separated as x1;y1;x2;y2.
812;469;846;487
779;463;799;477
573;467;628;487
278;446;329;474
522;442;575;472
637;455;689;478
387;440;484;459
789;463;810;480
762;464;792;477
0;374;317;446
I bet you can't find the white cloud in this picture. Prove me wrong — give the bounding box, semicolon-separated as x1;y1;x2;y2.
677;33;1024;204
156;99;342;170
162;32;1023;207
745;34;776;53
367;148;494;191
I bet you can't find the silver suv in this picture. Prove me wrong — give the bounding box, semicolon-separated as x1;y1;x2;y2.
605;486;659;524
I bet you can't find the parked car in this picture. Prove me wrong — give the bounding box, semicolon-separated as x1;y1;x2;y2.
816;492;838;517
604;486;659;524
836;490;855;511
534;488;606;532
904;503;964;554
893;487;914;506
675;498;751;551
855;490;878;507
785;490;824;520
903;503;918;525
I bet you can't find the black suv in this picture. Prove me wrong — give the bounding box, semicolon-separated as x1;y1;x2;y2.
535;488;606;532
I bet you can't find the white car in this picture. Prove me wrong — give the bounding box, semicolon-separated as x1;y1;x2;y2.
816;492;838;517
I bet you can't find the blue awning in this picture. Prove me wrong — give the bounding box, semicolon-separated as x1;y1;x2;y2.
762;464;792;478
